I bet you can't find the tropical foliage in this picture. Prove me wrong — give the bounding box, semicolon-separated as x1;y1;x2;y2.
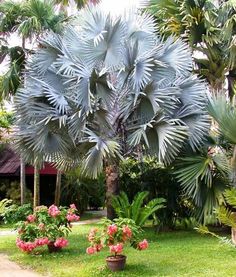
119;157;193;228
112;191;165;226
148;0;236;94
175;142;230;223
61;168;105;212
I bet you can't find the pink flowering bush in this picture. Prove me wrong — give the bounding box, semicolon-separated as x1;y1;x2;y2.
15;204;80;253
86;218;148;257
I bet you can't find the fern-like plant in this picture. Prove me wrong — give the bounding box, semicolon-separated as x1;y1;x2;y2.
112;191;165;227
196;188;236;246
0;198;12;215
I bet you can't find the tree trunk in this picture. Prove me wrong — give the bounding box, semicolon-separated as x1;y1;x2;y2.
54;171;62;206
231;145;236;187
20;156;26;205
33;162;40;209
227;70;236;100
105;164;119;220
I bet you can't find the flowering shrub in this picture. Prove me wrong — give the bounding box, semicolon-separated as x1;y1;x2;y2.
15;204;80;253
86;218;149;257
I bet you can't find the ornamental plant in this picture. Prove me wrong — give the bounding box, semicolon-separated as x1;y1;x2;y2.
86;218;148;256
16;204;80;253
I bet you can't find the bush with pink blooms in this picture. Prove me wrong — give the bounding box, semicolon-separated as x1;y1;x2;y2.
15;204;80;253
86;218;148;257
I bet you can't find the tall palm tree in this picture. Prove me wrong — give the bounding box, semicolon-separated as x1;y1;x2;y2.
14;5;209;218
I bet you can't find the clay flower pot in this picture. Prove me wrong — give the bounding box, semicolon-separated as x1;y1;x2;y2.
47;242;62;253
106;255;127;271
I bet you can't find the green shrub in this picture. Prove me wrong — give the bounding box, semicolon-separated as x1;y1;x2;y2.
61;168;105;213
112;191;166;227
0;180;32;205
2;203;33;224
119;157;193;229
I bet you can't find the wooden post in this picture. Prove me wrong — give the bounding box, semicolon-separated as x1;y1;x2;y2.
54;171;62;206
33;161;40;209
20;156;26;205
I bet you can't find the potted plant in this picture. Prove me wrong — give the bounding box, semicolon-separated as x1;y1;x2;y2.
16;204;80;253
86;218;148;271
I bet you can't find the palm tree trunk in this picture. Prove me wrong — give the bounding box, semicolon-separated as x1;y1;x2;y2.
105;164;119;219
231;145;236;187
54;171;62;206
20;156;26;205
33;162;40;209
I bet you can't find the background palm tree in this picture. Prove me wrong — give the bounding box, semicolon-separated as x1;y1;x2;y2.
14;5;209;218
0;0;67;97
147;0;236;95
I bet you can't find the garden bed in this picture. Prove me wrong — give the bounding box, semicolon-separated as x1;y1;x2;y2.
0;225;236;276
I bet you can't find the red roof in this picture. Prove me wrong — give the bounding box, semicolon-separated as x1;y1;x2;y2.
0;145;57;176
25;163;57;175
0;147;20;175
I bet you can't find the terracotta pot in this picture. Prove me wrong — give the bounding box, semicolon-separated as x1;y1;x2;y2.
47;242;61;253
106;255;126;271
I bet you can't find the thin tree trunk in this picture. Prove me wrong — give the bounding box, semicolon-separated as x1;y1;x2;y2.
22;37;26;50
33;162;40;209
20;156;26;205
228;71;236;100
231;145;236;187
105;164;119;220
54;171;62;206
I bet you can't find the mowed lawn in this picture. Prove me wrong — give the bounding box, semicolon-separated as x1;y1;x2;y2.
0;225;236;277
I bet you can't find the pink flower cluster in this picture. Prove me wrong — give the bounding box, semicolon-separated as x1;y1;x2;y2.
122;225;132;240
109;243;123;254
16;237;50;252
48;205;60;217
16;239;36;252
38;223;45;230
70;204;77;210
137;239;149;250
107;224;118;236
35;237;49;246
66;213;80;222
86;244;103;254
54;237;68;248
27;214;36;223
88;228;98;242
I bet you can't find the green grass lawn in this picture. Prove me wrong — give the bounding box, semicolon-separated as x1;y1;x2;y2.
0;225;236;277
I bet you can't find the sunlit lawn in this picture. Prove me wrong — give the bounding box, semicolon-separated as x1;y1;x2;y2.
0;224;236;277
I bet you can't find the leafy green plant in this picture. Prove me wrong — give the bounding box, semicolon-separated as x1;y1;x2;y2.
112;191;165;227
2;203;33;224
119;157;193;229
61;168;105;213
0;198;12;215
0;180;32;205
